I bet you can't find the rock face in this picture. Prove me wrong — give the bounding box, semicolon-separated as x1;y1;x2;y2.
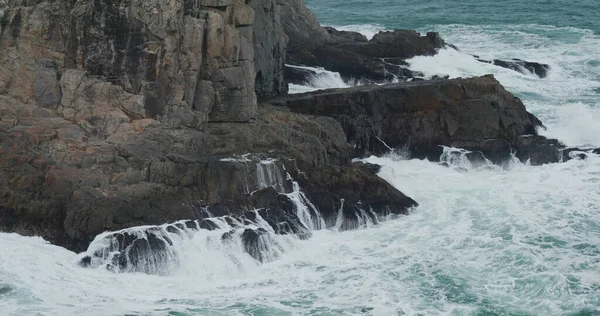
475;57;550;78
0;91;416;251
248;0;288;98
269;75;559;164
1;0;261;124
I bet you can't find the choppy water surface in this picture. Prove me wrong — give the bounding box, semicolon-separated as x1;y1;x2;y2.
2;0;600;315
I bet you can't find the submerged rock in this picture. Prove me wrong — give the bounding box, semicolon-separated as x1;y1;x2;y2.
284;65;319;85
240;228;273;262
475;57;550;78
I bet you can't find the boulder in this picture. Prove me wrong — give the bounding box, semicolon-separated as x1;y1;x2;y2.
475;56;550;78
269;75;555;164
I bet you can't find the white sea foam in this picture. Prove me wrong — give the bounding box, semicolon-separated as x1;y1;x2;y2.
407;24;600;147
2;153;600;315
287;64;354;94
2;22;600;316
327;23;387;40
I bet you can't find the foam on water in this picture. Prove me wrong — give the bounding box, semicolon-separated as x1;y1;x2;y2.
407;24;600;147
325;23;387;40
4;11;600;316
287;64;354;94
3;152;600;315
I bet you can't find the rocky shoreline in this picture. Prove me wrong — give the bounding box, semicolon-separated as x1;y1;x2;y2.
0;0;594;271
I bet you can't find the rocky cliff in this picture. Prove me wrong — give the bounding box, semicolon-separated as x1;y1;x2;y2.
0;0;418;252
0;0;576;258
1;0;264;126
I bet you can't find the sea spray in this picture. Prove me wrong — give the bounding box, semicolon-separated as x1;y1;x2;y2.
287;64;356;93
3;151;600;315
77;158;381;276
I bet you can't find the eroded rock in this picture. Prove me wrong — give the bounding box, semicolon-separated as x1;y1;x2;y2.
269;75;551;164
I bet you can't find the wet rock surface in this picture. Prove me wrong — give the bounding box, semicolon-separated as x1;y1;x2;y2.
269;75;556;164
280;1;446;83
475;56;550;78
0;0;577;261
0;92;414;251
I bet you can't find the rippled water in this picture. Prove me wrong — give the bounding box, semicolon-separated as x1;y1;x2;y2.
2;1;600;315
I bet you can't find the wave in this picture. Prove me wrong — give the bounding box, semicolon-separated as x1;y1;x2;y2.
287;64;357;94
325;23;387;40
405;23;600;147
3;149;600;315
75;158;385;276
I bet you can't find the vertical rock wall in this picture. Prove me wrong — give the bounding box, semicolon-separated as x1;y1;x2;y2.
248;0;287;98
0;0;271;130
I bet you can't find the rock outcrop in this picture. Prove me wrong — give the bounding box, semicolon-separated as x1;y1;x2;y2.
0;0;419;253
286;29;446;82
269;75;562;164
280;0;445;83
0;92;416;251
475;56;550;78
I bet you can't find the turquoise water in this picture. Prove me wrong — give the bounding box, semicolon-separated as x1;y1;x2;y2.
305;0;600;34
2;1;600;315
308;0;600;147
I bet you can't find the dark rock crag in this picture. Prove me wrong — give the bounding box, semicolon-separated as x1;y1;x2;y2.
0;0;416;254
269;75;564;165
0;0;575;267
280;0;445;82
474;56;550;78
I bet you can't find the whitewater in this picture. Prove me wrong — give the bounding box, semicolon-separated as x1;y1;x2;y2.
3;1;600;315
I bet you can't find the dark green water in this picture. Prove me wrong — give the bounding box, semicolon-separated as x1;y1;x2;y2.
305;0;600;34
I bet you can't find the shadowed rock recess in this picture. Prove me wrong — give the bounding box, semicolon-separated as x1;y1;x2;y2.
0;0;582;273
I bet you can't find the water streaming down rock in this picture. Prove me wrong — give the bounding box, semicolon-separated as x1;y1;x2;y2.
255;159;286;192
78;157;384;275
286;64;355;94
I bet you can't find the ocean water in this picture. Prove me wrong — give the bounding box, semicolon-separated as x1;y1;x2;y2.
2;1;600;315
306;0;600;147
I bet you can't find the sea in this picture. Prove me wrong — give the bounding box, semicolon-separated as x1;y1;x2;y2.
2;0;600;315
